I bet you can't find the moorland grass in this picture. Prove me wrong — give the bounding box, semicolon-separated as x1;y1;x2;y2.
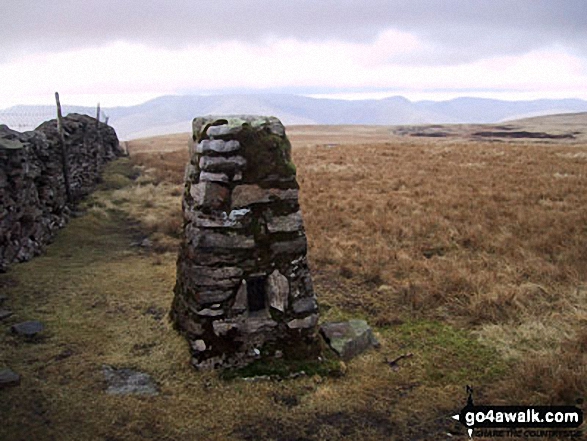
1;124;586;440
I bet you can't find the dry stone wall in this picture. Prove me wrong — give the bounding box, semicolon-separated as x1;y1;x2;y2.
171;115;321;370
0;113;123;271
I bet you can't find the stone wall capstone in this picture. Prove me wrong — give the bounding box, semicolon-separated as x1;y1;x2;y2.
0;113;123;271
171;115;321;370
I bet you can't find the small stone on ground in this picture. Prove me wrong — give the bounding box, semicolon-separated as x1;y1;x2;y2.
320;319;379;361
0;309;13;321
11;320;44;337
0;368;20;388
102;365;159;396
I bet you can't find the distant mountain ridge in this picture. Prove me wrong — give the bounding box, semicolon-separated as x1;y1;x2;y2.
2;94;587;140
508;111;587;125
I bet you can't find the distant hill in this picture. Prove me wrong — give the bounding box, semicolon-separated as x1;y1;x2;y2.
504;111;587;137
507;111;587;126
2;94;587;140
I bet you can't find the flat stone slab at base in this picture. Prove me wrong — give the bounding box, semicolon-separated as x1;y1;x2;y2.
0;368;20;388
0;309;13;321
320;320;379;361
102;365;159;396
11;320;44;337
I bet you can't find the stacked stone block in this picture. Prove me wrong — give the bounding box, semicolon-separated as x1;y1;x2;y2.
171;115;320;370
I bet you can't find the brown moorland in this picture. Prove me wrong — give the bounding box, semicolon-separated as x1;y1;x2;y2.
1;119;586;440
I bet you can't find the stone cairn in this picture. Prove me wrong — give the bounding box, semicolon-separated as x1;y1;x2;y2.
171;116;321;370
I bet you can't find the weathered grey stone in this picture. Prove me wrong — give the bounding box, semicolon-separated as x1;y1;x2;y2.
191;209;249;229
268;120;286;137
193;275;240;288
102;365;158;396
203;116;285;138
196;265;242;278
187;250;247;266
232;280;248;312
11;320;44;337
320;320;379;361
191;339;206;352
231;185;299;209
0;137;24;150
0;309;13;321
270;237;308;256
192;215;240;229
267;211;304;233
199;171;229;183
196;308;224;318
213;319;239;336
197;139;240;154
292;297;318;315
194;116;286;139
206;125;235;138
192;117;211;138
267;270;289;312
287;314;319;330
182;264;243;289
197;289;234;304
0;368;20;388
243;316;278;333
184;163;198;181
229;208;251;221
190;231;255;249
189;181;229;209
199;156;246;173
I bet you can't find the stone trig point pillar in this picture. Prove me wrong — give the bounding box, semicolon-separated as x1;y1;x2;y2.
171;115;321;370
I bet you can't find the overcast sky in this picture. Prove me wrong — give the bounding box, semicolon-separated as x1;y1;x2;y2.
1;0;587;107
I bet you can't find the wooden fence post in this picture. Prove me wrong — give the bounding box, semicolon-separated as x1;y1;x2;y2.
95;102;103;147
55;92;72;204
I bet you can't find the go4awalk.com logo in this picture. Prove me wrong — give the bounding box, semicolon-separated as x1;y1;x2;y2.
452;387;584;439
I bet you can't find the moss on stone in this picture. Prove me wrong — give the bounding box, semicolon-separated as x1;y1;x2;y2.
190;116;295;183
235;125;295;183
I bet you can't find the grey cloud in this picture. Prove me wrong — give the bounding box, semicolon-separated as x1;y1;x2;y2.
1;0;586;63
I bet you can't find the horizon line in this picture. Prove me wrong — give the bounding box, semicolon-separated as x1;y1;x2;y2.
2;91;587;111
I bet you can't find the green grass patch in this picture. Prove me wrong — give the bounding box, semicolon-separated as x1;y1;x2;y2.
387;320;507;386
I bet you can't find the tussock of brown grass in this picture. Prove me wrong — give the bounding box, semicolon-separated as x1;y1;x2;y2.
493;325;587;404
131;149;189;185
293;140;587;328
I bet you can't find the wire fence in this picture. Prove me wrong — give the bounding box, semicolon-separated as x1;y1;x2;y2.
0;104;109;132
